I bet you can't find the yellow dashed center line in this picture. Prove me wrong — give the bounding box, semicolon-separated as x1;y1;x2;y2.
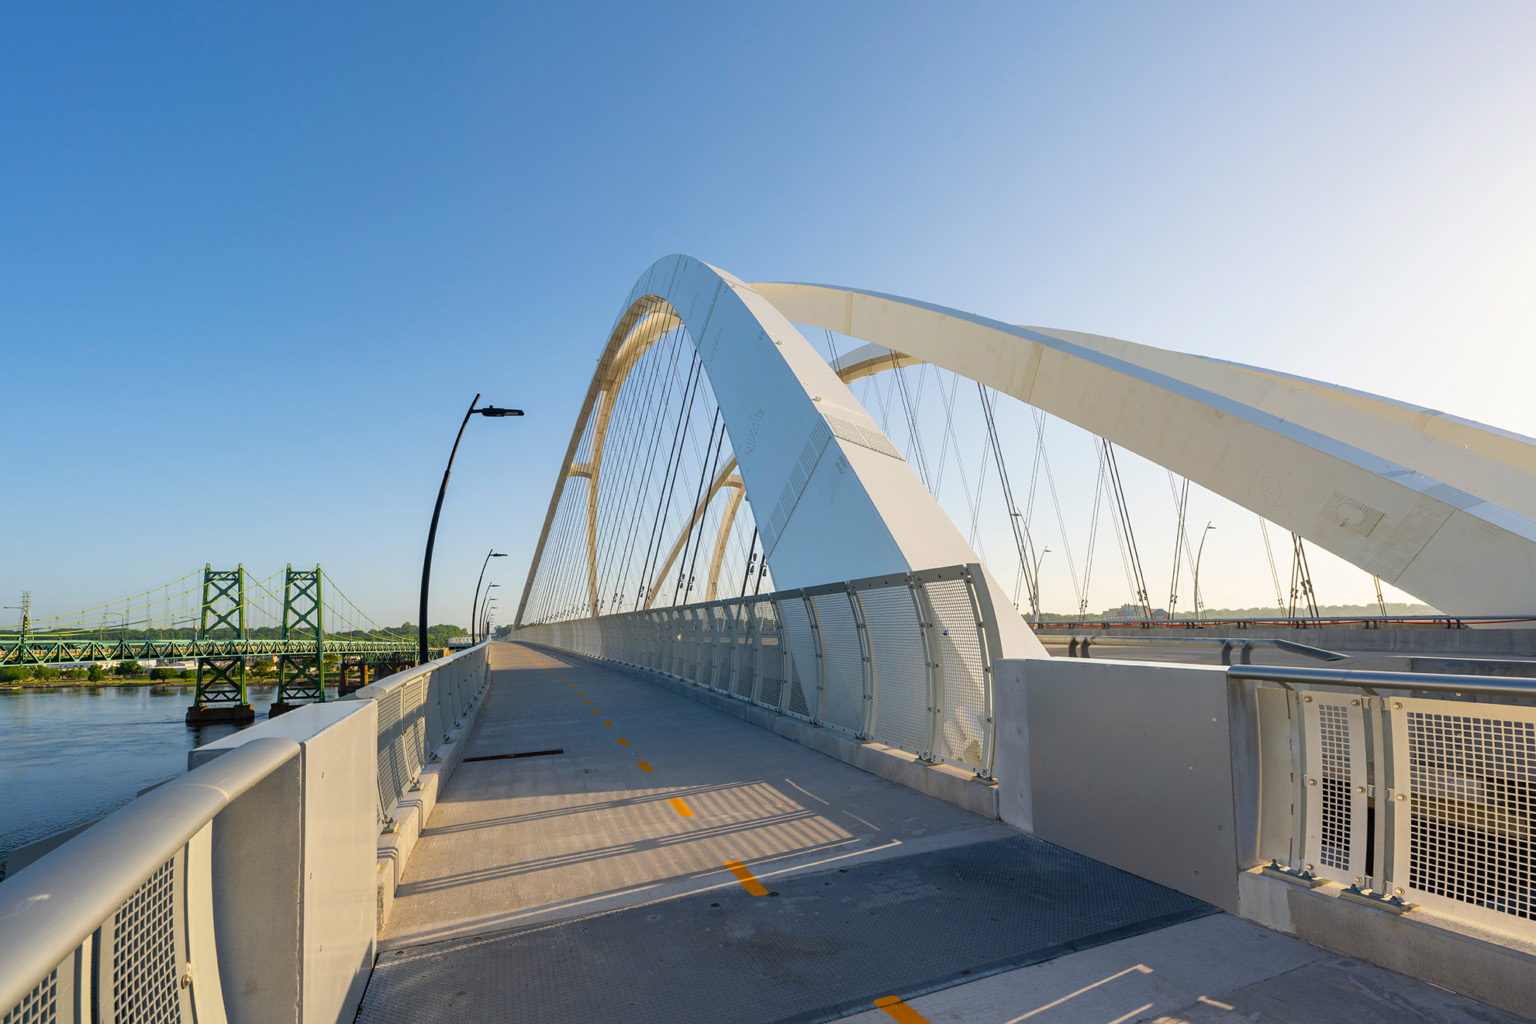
616;738;629;746
584;700;591;704
592;709;601;714
637;760;652;772
724;860;767;896
603;721;613;727
873;996;931;1023
667;798;693;817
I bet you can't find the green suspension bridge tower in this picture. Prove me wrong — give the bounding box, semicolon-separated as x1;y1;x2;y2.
186;565;253;724
272;565;324;716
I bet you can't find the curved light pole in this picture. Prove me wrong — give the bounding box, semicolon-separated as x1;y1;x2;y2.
1030;546;1051;625
1192;522;1216;621
419;395;523;664
481;598;498;642
474;582;501;643
471;551;507;643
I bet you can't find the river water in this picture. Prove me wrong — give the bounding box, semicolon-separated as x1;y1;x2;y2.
0;684;284;876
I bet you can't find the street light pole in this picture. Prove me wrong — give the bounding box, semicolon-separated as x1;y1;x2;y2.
471;550;506;643
419;395;522;664
1192;522;1216;621
475;583;500;644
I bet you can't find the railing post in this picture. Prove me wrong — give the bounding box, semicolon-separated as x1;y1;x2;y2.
964;563;1004;780
910;576;942;763
744;600;762;703
802;590;827;725
848;584;875;741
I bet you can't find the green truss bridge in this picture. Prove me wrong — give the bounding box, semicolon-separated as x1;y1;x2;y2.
0;565;418;723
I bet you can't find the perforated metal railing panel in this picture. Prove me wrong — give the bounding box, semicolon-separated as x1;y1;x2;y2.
777;599;816;720
2;970;56;1024
752;601;785;710
924;577;989;772
1400;701;1536;923
109;858;181;1024
1299;692;1366;886
730;607;755;700
860;586;930;757
812;592;864;736
1315;706;1353;873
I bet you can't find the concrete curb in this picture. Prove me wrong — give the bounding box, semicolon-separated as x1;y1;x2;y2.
1238;869;1536;1019
523;645;999;820
374;682;491;935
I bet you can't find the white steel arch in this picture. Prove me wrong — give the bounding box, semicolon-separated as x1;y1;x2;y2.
753;283;1536;617
514;255;1045;658
518;258;1536;637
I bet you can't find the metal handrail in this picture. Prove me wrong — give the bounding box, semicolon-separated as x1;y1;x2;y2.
344;638;488;701
1064;635;1347;664
1033;614;1536;630
0;736;300;1013
1228;663;1536;698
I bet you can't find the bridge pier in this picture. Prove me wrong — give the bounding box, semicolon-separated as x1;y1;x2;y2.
186;655;255;724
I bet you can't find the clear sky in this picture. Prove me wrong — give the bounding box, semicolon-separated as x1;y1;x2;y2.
4;1;1533;626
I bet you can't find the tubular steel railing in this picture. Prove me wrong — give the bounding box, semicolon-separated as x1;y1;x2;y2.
1064;635;1348;664
1235;663;1536;929
0;644;490;1024
515;564;1003;777
0;738;298;1023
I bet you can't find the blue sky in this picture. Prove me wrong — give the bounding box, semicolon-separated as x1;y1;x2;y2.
4;2;1534;625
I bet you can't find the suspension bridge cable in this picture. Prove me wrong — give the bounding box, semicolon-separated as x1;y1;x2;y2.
978;384;1040;617
589;337;657;611
1080;441;1108;616
674;408;722;605
1259;517;1285;609
683;413;729;603
613;327;686;611
1101;439;1153;619
1034;410;1083;615
637;349;703;610
1167;473;1190;618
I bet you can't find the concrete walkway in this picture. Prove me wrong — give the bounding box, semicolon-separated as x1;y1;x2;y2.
356;642;1531;1024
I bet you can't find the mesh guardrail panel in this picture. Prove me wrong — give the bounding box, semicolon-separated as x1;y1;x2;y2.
777;598;817;720
925;577;989;771
110;858;180;1024
1403;703;1536;921
1316;704;1354;873
752;601;785;710
859;586;931;757
812;592;864;737
376;686;409;817
730;606;755;700
3;969;57;1024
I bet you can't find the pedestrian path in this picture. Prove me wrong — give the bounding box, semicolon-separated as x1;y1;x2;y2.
355;643;1531;1024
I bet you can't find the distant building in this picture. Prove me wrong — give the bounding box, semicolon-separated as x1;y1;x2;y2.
1101;603;1169;622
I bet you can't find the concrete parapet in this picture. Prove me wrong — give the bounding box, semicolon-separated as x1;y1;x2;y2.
191;701;378;1024
1238;869;1536;1019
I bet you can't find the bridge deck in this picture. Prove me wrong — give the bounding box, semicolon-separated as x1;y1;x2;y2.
356;643;1530;1024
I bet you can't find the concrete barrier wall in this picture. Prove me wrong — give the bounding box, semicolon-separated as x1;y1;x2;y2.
192;701;379;1024
995;658;1242;912
993;655;1536;1018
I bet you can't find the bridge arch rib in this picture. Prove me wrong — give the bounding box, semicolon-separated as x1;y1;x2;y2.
518;258;1535;636
513;255;1044;658
752;282;1536;617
